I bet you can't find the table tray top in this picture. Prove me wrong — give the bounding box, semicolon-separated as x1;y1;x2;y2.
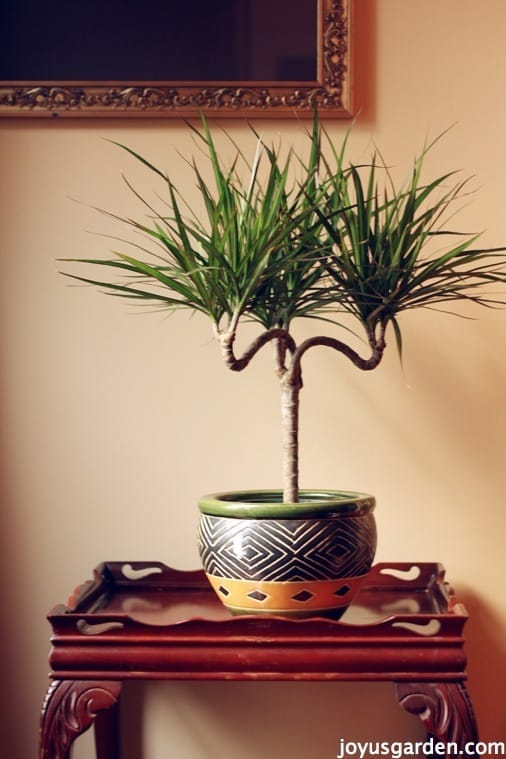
47;561;467;641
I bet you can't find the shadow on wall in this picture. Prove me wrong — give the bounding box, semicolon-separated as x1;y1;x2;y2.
0;542;25;756
0;424;28;758
120;680;425;759
458;589;506;743
0;398;51;759
352;0;377;123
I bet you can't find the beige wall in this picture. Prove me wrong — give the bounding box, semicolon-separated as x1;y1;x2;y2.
1;1;505;757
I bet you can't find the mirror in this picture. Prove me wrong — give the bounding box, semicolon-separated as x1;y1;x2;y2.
0;0;352;118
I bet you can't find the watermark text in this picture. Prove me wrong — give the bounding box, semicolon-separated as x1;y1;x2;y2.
336;737;505;758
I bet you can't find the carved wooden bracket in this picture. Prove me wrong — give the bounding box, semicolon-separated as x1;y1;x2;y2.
395;681;479;755
39;679;122;759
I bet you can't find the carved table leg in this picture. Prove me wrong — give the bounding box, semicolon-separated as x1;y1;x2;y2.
39;679;122;759
94;696;121;759
394;682;478;757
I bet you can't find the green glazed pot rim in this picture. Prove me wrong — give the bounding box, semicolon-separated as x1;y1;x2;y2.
198;489;375;519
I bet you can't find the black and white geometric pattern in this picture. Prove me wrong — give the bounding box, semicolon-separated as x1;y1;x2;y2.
198;514;377;582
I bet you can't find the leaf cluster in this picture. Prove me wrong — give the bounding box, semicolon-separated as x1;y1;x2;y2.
316;128;506;352
61;116;506;351
63;118;332;331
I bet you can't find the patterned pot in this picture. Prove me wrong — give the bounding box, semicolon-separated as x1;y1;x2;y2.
198;490;377;618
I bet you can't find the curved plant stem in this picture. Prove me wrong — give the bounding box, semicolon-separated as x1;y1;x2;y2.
279;325;387;501
217;326;296;372
289;325;387;382
217;320;387;503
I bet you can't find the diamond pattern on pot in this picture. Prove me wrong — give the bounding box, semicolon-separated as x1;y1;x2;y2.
198;515;377;582
247;590;269;601
291;590;314;602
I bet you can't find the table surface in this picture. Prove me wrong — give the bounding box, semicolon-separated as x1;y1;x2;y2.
49;560;465;632
45;561;469;682
40;561;479;759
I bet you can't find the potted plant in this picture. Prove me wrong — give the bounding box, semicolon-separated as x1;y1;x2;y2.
62;116;505;617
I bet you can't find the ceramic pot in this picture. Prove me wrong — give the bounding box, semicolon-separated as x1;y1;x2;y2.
198;490;377;618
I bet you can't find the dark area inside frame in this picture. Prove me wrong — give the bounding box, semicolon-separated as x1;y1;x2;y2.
0;0;318;82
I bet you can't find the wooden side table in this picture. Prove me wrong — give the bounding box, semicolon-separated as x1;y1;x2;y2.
39;562;478;758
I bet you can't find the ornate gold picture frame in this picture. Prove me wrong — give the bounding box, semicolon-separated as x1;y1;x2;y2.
0;0;352;118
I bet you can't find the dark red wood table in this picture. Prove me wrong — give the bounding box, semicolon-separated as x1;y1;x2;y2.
39;562;478;758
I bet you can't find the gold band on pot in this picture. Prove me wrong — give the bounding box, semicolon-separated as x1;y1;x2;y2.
205;573;366;616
